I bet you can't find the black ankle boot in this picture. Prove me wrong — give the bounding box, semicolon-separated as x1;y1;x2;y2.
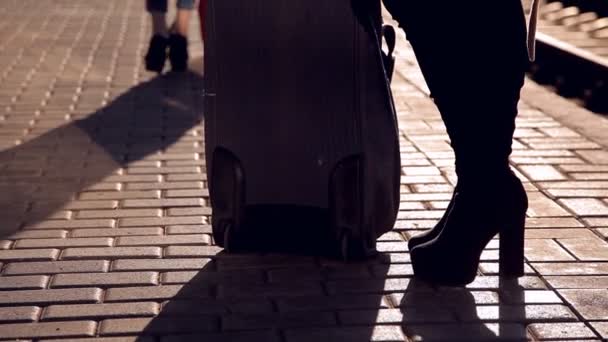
169;33;188;72
145;34;169;73
411;173;527;286
408;187;457;250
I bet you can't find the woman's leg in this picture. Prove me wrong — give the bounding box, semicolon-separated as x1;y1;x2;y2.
145;0;170;72
168;0;196;71
383;0;530;285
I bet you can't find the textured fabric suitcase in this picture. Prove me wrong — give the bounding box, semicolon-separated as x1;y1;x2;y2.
204;0;400;259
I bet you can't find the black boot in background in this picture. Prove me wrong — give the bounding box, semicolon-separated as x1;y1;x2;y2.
169;33;188;72
145;34;169;73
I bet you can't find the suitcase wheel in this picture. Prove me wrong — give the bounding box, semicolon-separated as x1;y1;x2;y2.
210;147;245;252
214;218;237;252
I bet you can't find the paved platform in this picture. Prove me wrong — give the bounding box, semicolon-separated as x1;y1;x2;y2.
0;0;608;341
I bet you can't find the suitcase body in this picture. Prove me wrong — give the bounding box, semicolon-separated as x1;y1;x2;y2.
204;0;401;259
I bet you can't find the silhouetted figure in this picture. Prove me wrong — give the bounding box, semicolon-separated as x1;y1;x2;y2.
145;0;196;72
382;0;530;285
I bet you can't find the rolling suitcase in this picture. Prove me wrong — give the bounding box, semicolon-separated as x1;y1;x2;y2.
203;0;401;260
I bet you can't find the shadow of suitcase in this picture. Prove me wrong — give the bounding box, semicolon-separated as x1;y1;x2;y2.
203;0;400;260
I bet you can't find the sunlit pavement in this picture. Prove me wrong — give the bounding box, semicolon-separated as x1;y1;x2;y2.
0;1;607;341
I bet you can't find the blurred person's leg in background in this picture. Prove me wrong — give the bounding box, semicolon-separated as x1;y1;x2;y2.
145;0;195;72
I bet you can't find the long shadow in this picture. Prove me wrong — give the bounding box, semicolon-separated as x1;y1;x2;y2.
136;247;528;341
0;61;204;238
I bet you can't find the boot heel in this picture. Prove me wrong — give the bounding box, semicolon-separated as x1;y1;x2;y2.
499;215;525;277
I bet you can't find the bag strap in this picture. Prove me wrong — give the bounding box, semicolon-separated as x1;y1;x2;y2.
528;0;543;61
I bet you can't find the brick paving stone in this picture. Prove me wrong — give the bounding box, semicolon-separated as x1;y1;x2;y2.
40;338;156;342
577;150;608;164
222;311;336;330
532;262;608;275
0;248;59;261
161;269;264;286
111;258;211;271
164;246;222;258
0;306;41;323
326;278;416;295
126;181;203;191
165;189;208;198
403;323;528;341
557;238;608;260
591;322;608;340
26;219;114;230
167;207;212;216
14;237;113;249
538;181;608;189
0;275;49;290
71;227;164;237
266;268;323;283
61;247;162;260
559;198;608;216
277;295;389;312
585;218;608;227
100;317;218;336
218;282;324;299
525;228;598;239
105;285;211;302
166;225;213;234
51;272;159;288
479;262;536;275
43;302;159;320
117;234;211;247
0;321;97;339
519;165;567;181
0;240;13;249
3;260;109;275
79;190;161;200
465;276;547;290
459;304;577;322
161;332;279;342
216;255;315;271
527;192;571;217
501;290;563;304
529;322;598;339
525;217;584;228
545;276;608;289
340;307;455;324
524;239;575;261
0;288;102;305
571;172;608;180
9;230;68;239
161;298;273;315
77;209;162;219
512;156;586;164
284;326;406;342
61;200;119;210
559;289;608;320
119;216;205;227
122;198;204;208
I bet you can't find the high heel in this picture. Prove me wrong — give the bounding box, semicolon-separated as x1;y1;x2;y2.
499;211;526;277
411;174;527;286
